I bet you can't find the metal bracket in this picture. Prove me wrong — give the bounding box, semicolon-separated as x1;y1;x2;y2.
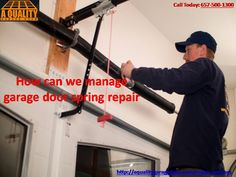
126;79;135;89
60;15;104;118
92;0;115;17
56;28;80;50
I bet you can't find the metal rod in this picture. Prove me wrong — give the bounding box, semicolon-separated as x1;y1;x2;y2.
61;15;104;117
29;11;176;114
0;55;170;150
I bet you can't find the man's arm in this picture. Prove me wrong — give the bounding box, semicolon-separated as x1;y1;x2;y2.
121;58;213;94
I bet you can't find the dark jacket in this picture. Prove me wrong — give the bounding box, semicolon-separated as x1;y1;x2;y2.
131;58;228;170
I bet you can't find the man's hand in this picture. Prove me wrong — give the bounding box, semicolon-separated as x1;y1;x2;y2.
121;60;135;79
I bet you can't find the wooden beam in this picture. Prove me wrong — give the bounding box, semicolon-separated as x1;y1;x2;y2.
46;0;77;74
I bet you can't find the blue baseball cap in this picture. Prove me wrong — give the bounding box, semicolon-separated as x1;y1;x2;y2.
175;31;217;53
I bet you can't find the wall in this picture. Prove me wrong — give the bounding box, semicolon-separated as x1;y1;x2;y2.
0;1;180;176
224;88;236;170
0;66;169;177
225;89;236;149
0;0;183;144
69;1;184;144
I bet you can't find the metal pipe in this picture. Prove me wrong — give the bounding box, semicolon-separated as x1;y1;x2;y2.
61;1;100;27
29;11;176;114
0;55;170;150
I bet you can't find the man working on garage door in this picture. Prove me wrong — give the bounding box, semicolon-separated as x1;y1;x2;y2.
121;31;229;176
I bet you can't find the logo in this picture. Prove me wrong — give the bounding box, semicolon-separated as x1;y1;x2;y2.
0;0;39;21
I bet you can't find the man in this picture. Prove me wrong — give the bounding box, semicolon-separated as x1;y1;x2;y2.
121;31;229;176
